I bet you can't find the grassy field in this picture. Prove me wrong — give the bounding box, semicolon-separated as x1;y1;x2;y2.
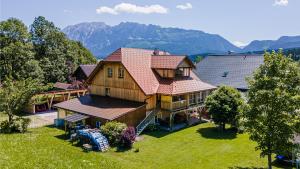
0;123;287;169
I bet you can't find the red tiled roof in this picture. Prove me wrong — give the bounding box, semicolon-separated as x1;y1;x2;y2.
151;55;186;69
54;95;145;120
88;48;216;95
104;48;122;62
157;71;216;95
79;64;97;77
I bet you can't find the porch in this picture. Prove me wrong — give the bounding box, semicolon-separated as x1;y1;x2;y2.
53;95;147;128
157;103;206;131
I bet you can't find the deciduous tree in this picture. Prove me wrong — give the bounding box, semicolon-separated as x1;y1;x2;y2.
0;18;43;81
205;86;245;131
0;78;47;125
242;50;300;169
30;16;96;83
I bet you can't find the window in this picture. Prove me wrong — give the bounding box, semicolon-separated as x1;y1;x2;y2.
202;91;210;101
107;67;113;78
118;67;124;78
163;70;168;77
175;68;184;76
172;95;185;102
197;92;204;103
105;88;110;96
189;93;196;105
222;71;229;77
175;68;190;77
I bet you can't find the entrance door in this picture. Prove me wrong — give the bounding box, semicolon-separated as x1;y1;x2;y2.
156;94;161;107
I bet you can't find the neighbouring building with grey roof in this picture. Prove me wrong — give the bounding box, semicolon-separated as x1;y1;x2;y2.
196;54;264;91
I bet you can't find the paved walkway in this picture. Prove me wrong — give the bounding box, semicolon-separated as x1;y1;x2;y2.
26;110;57;128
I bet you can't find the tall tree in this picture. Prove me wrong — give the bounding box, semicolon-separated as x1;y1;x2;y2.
242;50;300;169
205;86;245;130
0;18;43;81
30;16;96;83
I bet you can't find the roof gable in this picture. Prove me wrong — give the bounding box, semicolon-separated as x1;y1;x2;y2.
78;64;97;77
120;48;160;95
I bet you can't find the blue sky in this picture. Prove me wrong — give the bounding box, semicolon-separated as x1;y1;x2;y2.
1;0;299;46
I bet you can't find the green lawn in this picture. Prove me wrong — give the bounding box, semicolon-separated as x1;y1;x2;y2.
0;123;287;169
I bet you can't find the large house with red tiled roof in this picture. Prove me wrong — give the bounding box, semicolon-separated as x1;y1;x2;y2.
54;48;216;134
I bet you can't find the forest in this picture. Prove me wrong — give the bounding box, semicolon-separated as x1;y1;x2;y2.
0;16;97;84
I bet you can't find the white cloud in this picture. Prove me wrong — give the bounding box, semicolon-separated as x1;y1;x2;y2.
96;3;168;15
233;41;248;48
176;3;192;10
96;7;118;15
273;0;288;6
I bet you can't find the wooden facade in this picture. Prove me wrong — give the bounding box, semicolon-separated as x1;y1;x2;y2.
90;62;156;110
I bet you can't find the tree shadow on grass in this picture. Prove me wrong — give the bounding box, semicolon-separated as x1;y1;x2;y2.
54;133;68;140
229;159;294;169
143;130;171;138
197;127;237;140
271;160;293;169
115;146;132;153
45;124;56;128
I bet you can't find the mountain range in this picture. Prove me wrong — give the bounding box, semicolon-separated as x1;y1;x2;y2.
63;22;300;58
243;36;300;52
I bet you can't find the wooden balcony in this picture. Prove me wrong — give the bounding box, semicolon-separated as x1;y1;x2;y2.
172;100;187;110
161;100;187;111
161;100;205;112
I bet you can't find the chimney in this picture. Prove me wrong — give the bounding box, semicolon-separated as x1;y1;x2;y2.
153;48;160;55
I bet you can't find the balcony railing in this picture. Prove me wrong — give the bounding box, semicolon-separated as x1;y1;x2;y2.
161;101;172;110
161;100;187;111
172;100;187;110
161;100;205;111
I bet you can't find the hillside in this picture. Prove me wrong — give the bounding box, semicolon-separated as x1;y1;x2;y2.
63;22;241;58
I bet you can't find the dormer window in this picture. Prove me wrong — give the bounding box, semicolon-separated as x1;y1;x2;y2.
107;67;113;78
175;68;190;77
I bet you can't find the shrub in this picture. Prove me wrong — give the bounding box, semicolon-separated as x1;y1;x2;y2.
0;117;31;133
0;120;14;133
119;127;136;149
14;117;31;133
100;121;127;146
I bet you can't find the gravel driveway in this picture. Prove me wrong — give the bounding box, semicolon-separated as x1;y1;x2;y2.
26;110;57;128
